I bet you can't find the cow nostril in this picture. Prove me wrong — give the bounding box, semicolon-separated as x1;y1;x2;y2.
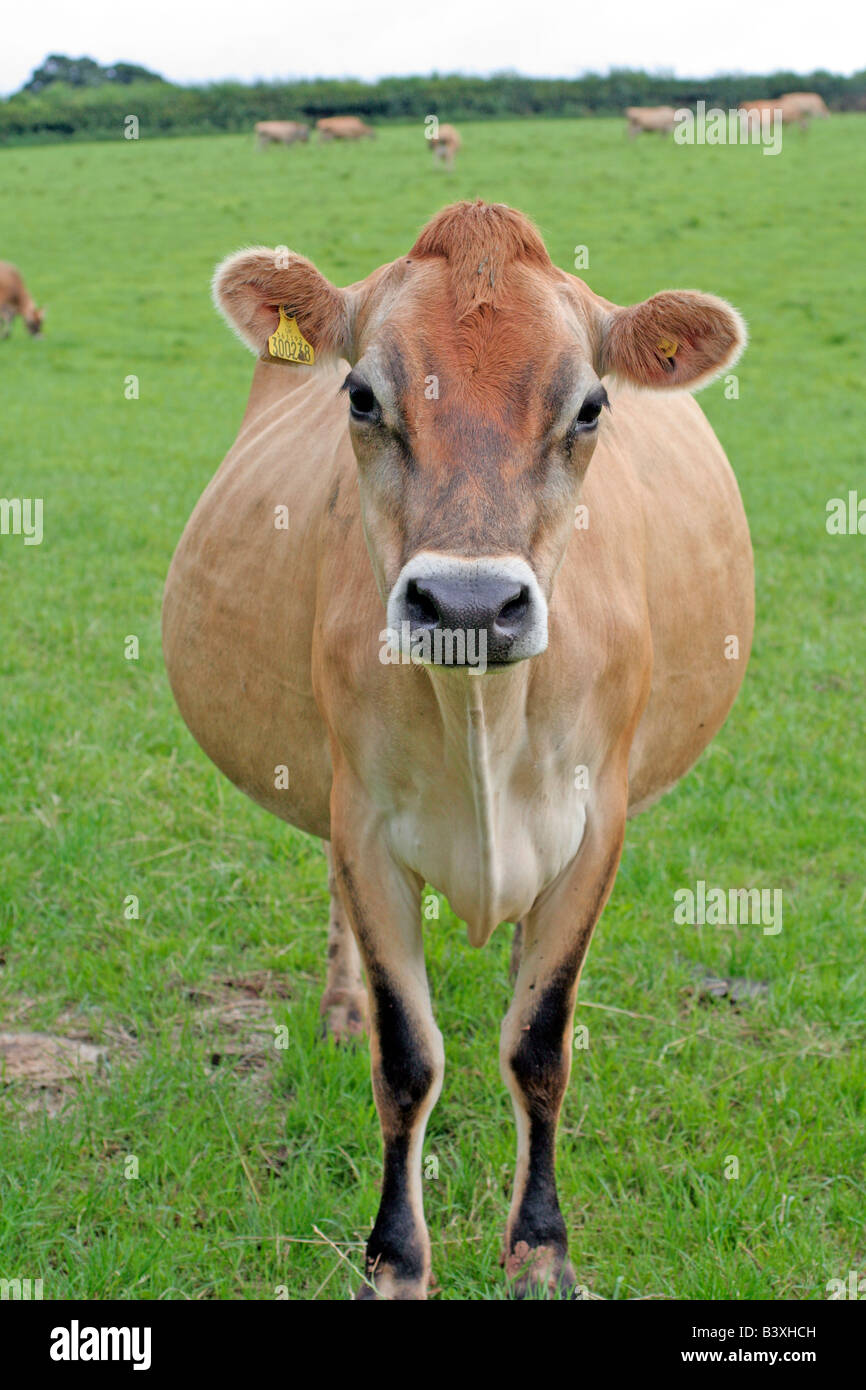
405;579;441;627
390;564;546;667
496;586;530;634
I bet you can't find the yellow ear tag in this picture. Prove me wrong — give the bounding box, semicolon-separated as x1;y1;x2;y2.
268;305;315;364
657;335;679;359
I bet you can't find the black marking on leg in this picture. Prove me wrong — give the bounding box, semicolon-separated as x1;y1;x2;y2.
336;860;433;1113
336;858;433;1288
370;966;435;1123
511;954;578;1122
507;840;623;1267
509;955;579;1254
362;975;434;1286
510;1119;567;1251
365;1134;425;1284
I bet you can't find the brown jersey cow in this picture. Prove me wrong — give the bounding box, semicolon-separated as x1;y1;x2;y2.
164;201;752;1300
0;263;44;338
780;91;831;126
255;121;310;149
625;105;677;138
316;116;375;142
739;93;829;131
427;122;461;169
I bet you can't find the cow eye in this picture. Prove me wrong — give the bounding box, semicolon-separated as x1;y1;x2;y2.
573;386;609;431
345;375;379;421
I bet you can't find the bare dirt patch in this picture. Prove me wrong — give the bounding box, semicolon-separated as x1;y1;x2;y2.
179;972;294;1074
0;1028;111;1118
0;1030;107;1083
0;971;294;1119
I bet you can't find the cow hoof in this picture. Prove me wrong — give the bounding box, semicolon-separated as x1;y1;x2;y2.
318;988;367;1043
355;1269;429;1300
505;1241;580;1299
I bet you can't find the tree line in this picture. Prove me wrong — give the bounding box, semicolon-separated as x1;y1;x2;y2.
2;61;864;144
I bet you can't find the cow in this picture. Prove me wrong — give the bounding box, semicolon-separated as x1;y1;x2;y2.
427;122;461;169
737;98;782;132
255;120;310;149
163;200;753;1300
0;262;44;338
739;93;829;131
316;116;375;142
780;91;831;126
625;105;677;138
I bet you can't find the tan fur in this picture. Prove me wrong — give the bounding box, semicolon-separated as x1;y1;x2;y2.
427;123;461;169
625;105;677;137
603;289;746;390
410;199;550;319
315;116;375;141
255;120;310;148
781;92;830;119
212;247;350;360
164;201;754;1299
739;93;830;130
0;262;43;337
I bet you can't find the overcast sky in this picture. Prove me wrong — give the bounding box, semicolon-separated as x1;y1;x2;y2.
3;0;863;95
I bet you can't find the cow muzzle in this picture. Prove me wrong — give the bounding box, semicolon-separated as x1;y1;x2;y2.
386;552;548;669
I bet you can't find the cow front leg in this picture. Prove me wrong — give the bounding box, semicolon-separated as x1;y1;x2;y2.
319;841;367;1041
331;817;444;1300
500;794;626;1298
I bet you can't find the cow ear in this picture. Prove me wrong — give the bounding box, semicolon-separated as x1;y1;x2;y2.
213;247;351;363
600;290;746;391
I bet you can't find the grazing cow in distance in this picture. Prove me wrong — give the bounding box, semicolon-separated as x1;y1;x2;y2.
255;121;310;149
737;99;782;134
779;91;831;126
427;122;461;169
0;263;44;338
316;116;375;141
625;105;677;138
739;93;829;131
163;200;753;1300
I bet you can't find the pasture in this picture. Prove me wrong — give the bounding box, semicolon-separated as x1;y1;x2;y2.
0;117;864;1300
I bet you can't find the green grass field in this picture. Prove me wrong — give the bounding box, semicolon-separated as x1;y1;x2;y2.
1;117;864;1301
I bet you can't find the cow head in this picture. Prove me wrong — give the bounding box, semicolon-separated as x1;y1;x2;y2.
215;202;745;668
26;306;45;336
